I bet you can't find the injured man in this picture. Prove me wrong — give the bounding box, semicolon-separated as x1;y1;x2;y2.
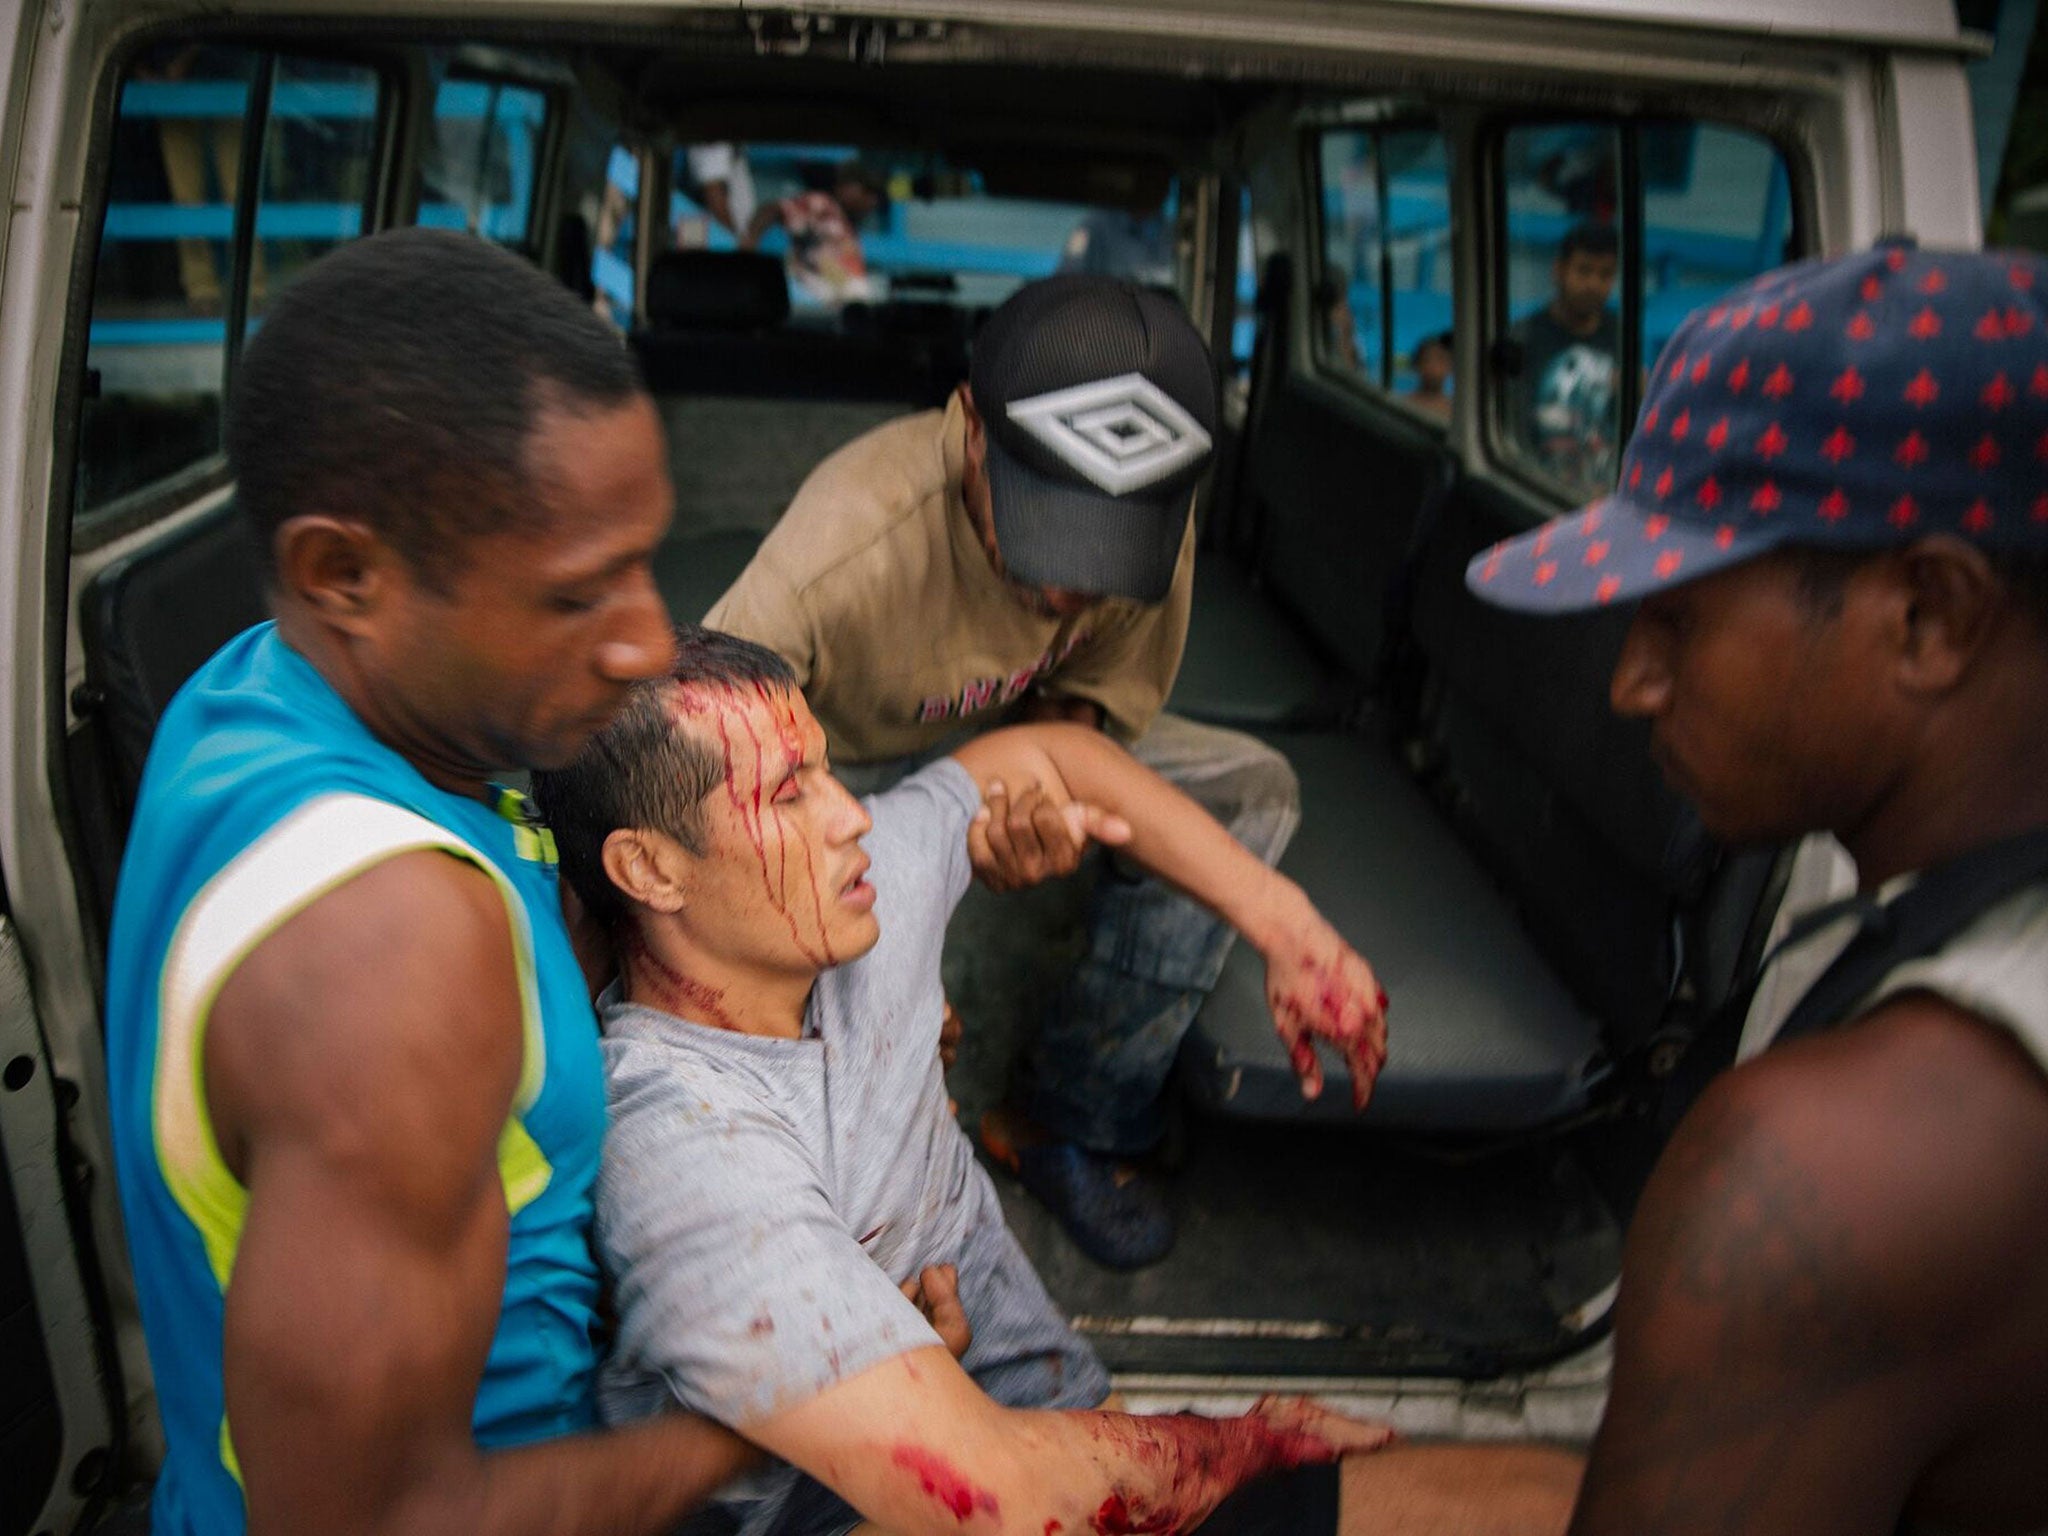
534;628;1571;1536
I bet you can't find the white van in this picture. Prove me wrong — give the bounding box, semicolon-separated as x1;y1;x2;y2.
0;2;1988;1531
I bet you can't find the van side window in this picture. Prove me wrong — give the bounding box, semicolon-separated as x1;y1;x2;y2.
77;47;390;524
1495;118;1796;502
1312;120;1454;417
247;58;385;328
592;141;640;327
418;76;551;248
1499;124;1624;497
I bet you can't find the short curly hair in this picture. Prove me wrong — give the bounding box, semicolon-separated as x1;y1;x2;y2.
227;227;642;593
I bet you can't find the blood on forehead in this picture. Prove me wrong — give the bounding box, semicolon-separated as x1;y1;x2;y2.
665;680;817;770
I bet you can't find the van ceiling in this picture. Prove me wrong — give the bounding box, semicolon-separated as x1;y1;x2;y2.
603;48;1264;164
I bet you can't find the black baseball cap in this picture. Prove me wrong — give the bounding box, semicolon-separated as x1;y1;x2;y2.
969;274;1218;602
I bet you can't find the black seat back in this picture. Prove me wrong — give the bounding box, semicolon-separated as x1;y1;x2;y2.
80;500;266;824
645;250;790;332
630;250;955;404
1405;479;1715;1046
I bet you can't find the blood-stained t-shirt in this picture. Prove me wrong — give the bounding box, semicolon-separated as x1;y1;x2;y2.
703;391;1193;764
592;761;1106;1532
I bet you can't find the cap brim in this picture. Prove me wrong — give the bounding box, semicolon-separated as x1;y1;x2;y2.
984;434;1189;603
1463;495;1787;614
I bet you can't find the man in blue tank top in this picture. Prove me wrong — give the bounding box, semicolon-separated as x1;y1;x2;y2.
103;229;752;1535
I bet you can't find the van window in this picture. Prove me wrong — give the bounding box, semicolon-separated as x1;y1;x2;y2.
1495;118;1796;502
417;76;551;247
1313;120;1454;417
1499;123;1625;497
246;58;385;328
592;140;640;326
76;45;258;514
663;142;1176;314
77;46;390;521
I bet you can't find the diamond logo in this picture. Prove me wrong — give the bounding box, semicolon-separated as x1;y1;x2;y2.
1004;373;1212;495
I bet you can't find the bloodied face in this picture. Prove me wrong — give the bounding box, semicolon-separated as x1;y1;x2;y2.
670;682;881;975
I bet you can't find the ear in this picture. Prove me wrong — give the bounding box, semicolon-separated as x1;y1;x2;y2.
272;516;398;634
601;826;692;916
1892;536;2001;695
958;383;982;439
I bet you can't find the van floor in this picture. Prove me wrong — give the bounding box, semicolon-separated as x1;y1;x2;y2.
941;876;1623;1381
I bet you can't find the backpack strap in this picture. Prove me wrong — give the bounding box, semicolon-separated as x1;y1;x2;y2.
1772;827;2048;1048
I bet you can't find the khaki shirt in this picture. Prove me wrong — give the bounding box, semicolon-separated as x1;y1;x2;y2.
705;392;1194;764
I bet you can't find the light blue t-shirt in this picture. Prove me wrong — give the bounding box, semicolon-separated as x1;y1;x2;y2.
595;759;1106;1535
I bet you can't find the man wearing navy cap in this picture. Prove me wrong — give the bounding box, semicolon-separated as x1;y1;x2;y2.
1468;241;2048;1534
708;275;1344;1268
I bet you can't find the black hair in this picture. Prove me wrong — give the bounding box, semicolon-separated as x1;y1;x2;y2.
532;627;800;930
1414;330;1455;359
1790;543;2048;639
226;227;643;592
1559;222;1620;263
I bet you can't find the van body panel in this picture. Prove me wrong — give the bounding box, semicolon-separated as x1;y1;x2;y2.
0;903;116;1536
0;0;164;1500
0;0;1997;1526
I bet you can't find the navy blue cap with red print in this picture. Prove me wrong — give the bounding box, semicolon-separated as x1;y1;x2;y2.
1467;241;2048;613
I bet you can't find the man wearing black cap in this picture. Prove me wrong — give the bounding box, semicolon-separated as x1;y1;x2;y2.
707;274;1324;1268
1467;241;2048;1534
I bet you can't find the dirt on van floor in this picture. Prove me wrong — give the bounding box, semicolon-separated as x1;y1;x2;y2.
940;867;1623;1379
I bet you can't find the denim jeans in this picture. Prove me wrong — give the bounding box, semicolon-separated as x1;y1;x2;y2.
1020;714;1300;1155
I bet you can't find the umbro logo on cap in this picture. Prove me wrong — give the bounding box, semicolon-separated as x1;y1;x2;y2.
968;273;1219;601
1004;372;1215;496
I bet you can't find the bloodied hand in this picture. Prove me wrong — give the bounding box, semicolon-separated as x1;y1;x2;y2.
1263;918;1389;1111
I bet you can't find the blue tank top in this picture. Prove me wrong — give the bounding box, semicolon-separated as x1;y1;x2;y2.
105;624;606;1536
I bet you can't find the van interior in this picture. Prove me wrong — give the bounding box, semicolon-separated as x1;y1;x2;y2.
15;5;1863;1520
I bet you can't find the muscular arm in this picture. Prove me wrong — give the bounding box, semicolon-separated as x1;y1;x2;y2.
750;1344;1386;1536
951;723;1386;1104
206;852;750;1536
1572;993;2048;1536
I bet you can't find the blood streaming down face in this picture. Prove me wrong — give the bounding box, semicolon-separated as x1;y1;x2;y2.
670;681;880;978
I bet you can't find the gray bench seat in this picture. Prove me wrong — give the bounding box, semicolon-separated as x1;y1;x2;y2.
1181;729;1604;1132
1167;559;1343;730
656;527;767;625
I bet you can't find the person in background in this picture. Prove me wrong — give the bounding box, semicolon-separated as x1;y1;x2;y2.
745;157;884;305
683;142;756;241
1318;274;1366;376
1508;221;1620;491
1410;330;1454;419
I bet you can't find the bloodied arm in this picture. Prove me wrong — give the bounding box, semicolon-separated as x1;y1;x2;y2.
1570;993;2048;1536
749;1346;1391;1536
951;723;1387;1107
206;852;752;1536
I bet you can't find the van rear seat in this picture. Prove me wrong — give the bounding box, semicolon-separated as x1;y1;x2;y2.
656;526;765;624
1183;728;1601;1129
1166;560;1342;729
630;251;956;404
1178;386;1710;1129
